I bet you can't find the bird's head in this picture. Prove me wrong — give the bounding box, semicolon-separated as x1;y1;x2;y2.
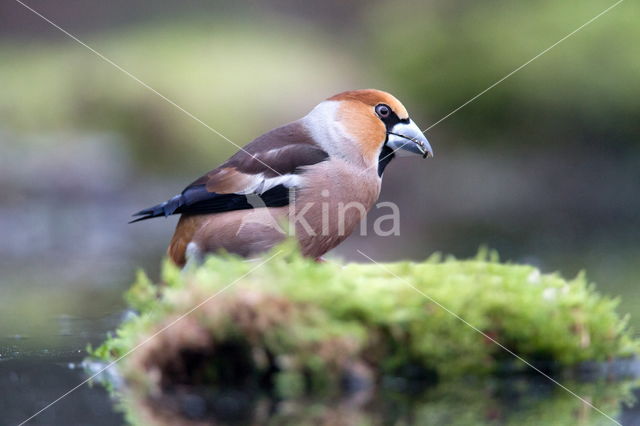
316;89;433;173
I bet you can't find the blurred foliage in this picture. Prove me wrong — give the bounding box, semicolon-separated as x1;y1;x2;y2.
367;0;640;149
92;244;638;395
2;0;638;172
0;18;359;173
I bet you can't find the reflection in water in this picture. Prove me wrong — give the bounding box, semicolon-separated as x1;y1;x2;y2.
111;376;639;425
2;350;638;425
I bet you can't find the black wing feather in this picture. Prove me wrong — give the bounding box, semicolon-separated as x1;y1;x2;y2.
129;184;291;223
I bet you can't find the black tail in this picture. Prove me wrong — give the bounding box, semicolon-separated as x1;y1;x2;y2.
129;195;183;223
130;184;292;223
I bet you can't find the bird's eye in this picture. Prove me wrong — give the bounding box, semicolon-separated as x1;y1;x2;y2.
375;104;391;118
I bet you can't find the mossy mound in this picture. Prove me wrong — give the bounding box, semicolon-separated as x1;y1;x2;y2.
92;245;638;395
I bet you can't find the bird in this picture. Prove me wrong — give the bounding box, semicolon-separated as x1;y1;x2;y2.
131;89;433;266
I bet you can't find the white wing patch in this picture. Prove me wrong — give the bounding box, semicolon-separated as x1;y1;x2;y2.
236;173;302;195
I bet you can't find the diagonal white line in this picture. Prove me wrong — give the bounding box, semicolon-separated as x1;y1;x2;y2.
363;0;625;176
357;249;621;425
421;0;624;134
372;139;415;174
13;0;283;178
17;251;282;426
360;0;625;173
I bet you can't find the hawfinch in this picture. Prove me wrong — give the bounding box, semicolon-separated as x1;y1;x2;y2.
132;89;433;266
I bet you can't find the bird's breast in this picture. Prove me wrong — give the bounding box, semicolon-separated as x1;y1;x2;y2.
292;159;381;257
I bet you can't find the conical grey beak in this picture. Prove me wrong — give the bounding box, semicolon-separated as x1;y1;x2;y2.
386;119;433;158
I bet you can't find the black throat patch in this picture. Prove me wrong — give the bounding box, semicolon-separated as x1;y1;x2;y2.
377;145;395;177
377;110;408;177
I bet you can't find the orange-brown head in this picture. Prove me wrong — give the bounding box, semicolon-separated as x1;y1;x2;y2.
313;89;432;173
329;89;410;120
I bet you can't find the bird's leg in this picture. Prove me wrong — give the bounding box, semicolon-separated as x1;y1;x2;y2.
183;242;204;270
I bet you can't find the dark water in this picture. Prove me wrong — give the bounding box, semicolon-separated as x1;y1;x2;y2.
1;355;124;425
2;341;640;425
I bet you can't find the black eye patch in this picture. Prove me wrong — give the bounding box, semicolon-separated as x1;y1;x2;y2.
381;112;408;135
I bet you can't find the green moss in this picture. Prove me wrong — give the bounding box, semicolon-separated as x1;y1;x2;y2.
92;244;638;392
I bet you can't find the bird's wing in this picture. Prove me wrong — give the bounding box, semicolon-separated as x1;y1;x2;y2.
130;122;328;222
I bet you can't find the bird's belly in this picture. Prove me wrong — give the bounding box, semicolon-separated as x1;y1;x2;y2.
169;164;381;264
171;194;375;263
291;164;382;258
289;190;378;258
169;207;289;264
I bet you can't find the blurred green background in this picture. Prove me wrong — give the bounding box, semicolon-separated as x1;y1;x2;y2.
0;0;639;422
